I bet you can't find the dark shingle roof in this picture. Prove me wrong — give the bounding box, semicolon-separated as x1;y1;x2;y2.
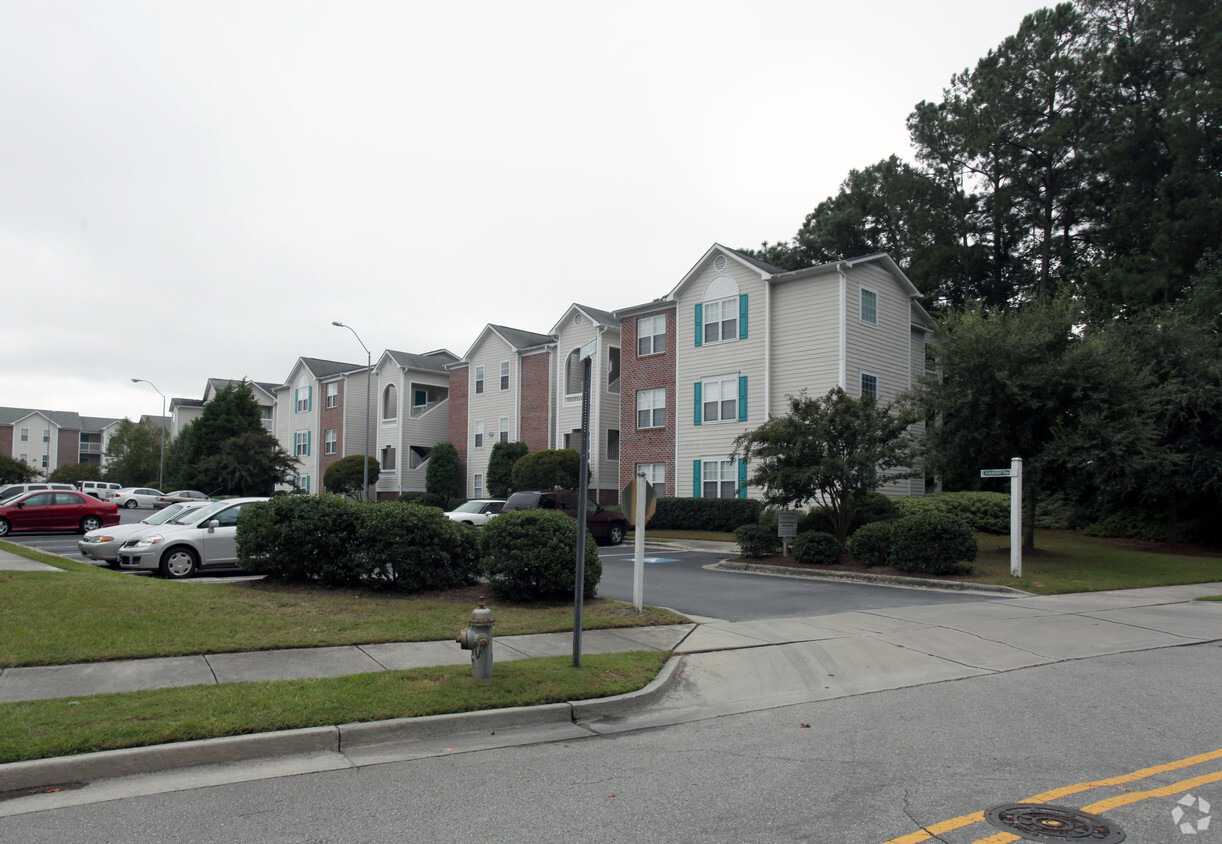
298;357;365;379
489;325;555;350
385;350;453;373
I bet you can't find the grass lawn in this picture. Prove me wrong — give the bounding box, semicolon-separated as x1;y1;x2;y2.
0;651;668;764
0;542;686;669
964;531;1222;594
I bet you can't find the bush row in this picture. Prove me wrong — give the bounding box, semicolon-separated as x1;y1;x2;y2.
650;497;764;532
236;496;600;600
892;491;1010;534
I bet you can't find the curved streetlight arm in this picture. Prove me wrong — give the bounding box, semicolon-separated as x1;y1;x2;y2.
131;378;167;490
331;321;373;500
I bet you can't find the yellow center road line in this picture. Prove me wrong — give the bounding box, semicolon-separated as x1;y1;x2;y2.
881;747;1222;844
1082;767;1222;813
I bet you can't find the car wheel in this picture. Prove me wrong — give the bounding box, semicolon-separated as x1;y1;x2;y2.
124;499;138;509
608;522;625;545
80;516;103;534
159;547;200;579
0;518;9;538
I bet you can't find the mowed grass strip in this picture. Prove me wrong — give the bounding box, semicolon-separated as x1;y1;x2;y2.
0;542;687;668
0;651;669;764
968;530;1222;594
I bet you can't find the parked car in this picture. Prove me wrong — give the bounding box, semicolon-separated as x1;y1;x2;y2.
443;499;506;526
0;482;76;503
78;502;208;565
113;487;164;509
116;497;268;578
0;490;120;537
153;490;213;508
78;481;123;500
499;490;627;544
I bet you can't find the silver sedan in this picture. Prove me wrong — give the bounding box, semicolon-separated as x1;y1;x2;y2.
77;502;207;565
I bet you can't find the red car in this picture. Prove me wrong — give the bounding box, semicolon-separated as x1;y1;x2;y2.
0;490;120;537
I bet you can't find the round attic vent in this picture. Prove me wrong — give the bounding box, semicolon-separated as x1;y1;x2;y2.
574;313;584;325
714;255;728;271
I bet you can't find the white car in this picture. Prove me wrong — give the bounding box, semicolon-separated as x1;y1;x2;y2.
77;502;207;565
113;487;164;509
443;499;505;526
116;497;267;579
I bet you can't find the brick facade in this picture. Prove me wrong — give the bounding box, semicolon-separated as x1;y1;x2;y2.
618;305;677;502
58;429;79;464
0;427;12;463
448;365;469;496
519;351;551;452
319;379;344;492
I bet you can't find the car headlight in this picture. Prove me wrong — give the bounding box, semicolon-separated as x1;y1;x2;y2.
92;536;116;544
132;535;165;548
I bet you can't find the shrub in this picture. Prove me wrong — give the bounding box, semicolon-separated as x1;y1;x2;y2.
399;491;446;508
356;501;480;590
734;524;778;558
510;448;582;492
932;491;1010;534
481;509;601;601
798;491;897;536
791;531;843;565
1084;509;1164;541
891;496;948;518
649;497;763;531
847;521;893;567
237;495;364;585
889;512;977;576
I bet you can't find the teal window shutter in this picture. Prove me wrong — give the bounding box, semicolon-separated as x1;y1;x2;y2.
308;386;313;411
738;375;748;422
739;294;748;339
294;388;299;413
737;460;747;499
693;382;702;425
305;475;311;493
693;460;702;497
694;303;703;347
307;430;312;456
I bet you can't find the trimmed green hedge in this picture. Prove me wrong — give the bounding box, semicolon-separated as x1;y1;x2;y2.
649;497;764;532
889;512;978;576
734;524;779;558
847;521;893;567
791;531;843;565
893;491;1010;534
236;496;479;591
480;509;601;601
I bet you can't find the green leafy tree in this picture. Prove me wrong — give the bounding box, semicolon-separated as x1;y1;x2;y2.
102;417;165;487
917;299;1154;549
175;382;264;488
323;454;381;499
193;430;300;496
510;448;582;492
731;388;919;545
0;455;38;484
48;463;102;485
424;442;462;509
486;441;529;498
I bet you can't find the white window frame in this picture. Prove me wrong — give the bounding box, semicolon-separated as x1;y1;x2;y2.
324;428;337;455
325;382;338;408
475;365;485;395
703;296;738;345
701;456;737;499
474;419;484;448
19;427;28;442
382;384;398;422
473;473;483;500
500;416;510;444
381;445;397;472
294;431;310;457
701;374;739;424
638;462;665;498
42;429;50;443
638;315;666;356
636;388;666;429
861;373;879;401
860;287;879;326
500;361;510;391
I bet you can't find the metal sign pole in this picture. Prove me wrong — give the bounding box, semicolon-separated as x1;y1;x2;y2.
633;472;646;612
1011;457;1022;577
573;354;592;668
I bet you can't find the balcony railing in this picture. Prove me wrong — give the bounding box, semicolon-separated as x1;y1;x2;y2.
410;397;447;418
79;442;103;454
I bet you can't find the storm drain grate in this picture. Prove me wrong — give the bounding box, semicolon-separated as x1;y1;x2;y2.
984;803;1125;842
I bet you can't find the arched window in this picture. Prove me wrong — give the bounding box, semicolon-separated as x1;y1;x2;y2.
382;384;398;421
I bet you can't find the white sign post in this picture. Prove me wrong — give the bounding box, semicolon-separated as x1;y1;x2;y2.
634;473;646;612
981;457;1023;577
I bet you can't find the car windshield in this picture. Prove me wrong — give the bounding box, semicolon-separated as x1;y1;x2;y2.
452;501;486;513
143;505;187;525
169;500;228;524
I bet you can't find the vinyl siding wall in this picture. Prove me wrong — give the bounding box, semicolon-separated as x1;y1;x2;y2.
768;272;842;410
554;316;621;501
464;334;520;496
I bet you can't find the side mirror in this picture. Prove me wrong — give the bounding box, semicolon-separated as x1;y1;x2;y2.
207;519;220;532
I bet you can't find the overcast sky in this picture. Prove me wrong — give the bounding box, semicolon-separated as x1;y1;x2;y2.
2;0;1051;421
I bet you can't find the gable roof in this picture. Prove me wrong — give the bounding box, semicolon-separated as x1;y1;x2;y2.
549;303;619;335
205;378;280;401
667;243;785;300
382;349;456;373
0;407;120;432
456;324;556;364
281;357;366;387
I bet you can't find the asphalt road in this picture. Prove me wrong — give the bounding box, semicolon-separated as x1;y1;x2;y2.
596;547;998;620
3;643;1217;842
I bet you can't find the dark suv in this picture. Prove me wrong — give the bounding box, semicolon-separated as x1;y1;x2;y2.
500;490;627;545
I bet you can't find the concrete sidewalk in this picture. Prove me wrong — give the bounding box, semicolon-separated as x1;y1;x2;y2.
1;543;1220;811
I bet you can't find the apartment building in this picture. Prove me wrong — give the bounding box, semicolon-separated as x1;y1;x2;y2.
371;348;458;499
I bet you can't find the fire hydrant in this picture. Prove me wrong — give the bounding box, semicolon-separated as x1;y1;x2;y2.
456;597;495;679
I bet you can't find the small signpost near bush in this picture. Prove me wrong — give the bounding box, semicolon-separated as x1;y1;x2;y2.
981;457;1023;577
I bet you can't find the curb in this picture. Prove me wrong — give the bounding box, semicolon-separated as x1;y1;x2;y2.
712;560;1031;596
0;656;686;794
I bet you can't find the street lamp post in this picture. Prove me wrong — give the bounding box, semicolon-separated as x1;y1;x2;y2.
332;321;372;501
131;378;166;490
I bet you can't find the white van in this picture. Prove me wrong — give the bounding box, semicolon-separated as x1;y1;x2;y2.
77;481;123;500
0;482;77;502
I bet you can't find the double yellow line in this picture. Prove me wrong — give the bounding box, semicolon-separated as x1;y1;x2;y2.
884;747;1222;844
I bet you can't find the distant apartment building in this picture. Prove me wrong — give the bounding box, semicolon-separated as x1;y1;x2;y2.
0;407;123;474
275;358;371;494
371;348;458;499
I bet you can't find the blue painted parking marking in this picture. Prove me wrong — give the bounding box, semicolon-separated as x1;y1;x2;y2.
610;556;680;564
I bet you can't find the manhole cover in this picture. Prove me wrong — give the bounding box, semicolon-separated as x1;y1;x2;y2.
984;803;1125;842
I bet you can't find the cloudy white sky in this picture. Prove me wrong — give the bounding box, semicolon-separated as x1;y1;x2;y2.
2;0;1050;421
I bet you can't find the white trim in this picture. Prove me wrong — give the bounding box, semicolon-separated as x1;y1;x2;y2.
838;264;848;388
